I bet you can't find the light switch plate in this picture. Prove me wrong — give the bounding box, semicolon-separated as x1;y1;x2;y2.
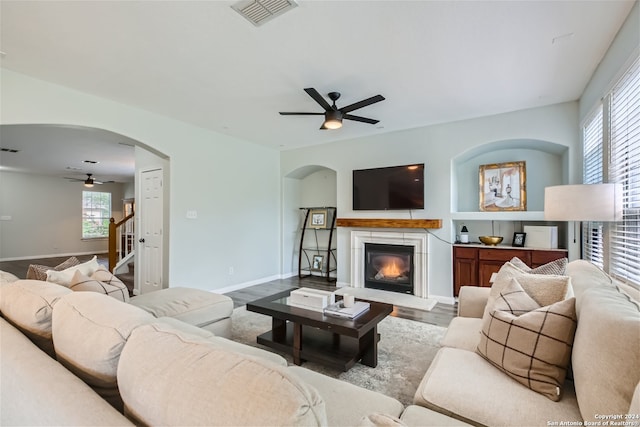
186;210;197;219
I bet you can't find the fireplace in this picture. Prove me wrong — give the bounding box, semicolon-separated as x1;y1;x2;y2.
350;231;428;299
364;243;414;294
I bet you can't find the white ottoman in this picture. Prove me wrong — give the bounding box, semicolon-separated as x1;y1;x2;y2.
129;287;234;338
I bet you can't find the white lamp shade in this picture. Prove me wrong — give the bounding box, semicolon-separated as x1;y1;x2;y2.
544;184;622;221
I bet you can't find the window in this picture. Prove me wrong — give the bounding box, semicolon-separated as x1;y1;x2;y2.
582;106;604;268
582;57;640;287
82;191;111;239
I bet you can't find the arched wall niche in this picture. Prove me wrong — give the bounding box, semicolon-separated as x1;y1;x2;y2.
452;138;569;213
282;165;337;277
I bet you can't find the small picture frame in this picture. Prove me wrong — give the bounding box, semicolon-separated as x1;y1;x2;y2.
311;255;324;271
512;232;526;247
307;209;328;229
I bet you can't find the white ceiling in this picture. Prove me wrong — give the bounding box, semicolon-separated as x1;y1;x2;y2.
0;0;635;179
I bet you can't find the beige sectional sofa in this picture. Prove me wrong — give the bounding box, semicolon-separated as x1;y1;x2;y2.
0;277;467;426
414;260;640;427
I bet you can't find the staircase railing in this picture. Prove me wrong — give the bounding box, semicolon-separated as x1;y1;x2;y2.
109;212;135;272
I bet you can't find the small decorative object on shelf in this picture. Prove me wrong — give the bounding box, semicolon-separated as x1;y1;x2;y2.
459;225;469;243
298;207;337;282
512;232;526;247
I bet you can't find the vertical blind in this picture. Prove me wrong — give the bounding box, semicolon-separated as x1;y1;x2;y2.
582;106;604;268
608;58;640;286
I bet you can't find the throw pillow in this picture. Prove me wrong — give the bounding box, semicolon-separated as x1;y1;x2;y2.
69;268;129;302
510;256;568;275
493;278;541;315
483;261;573;320
476;297;577;401
46;256;100;287
26;256;80;281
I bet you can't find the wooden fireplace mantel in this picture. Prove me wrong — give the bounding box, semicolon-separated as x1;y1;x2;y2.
336;218;443;229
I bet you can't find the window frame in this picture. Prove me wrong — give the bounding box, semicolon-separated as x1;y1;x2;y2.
82;190;112;240
581;56;640;288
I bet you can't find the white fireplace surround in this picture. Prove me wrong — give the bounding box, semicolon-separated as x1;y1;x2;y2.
350;230;428;299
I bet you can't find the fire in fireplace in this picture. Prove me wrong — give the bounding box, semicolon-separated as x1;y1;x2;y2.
364;243;414;294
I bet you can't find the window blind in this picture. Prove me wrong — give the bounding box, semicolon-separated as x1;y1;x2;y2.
608;57;640;286
582;106;604;267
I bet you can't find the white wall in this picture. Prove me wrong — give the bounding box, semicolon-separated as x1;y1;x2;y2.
281;102;579;301
0;171;124;259
580;1;639;123
1;70;281;292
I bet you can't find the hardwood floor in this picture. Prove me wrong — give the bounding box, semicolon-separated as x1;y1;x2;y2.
1;255;456;328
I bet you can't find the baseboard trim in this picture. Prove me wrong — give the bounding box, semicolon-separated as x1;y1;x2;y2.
213;274;283;294
431;295;456;306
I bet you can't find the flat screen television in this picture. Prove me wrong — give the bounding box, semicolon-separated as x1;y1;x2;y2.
353;164;424;210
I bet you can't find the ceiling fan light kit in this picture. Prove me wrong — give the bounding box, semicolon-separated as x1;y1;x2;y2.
280;88;384;130
84;173;95;187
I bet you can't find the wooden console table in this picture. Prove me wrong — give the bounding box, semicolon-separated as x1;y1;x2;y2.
453;244;568;296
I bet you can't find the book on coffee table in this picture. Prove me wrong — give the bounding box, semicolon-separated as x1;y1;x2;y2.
323;301;370;319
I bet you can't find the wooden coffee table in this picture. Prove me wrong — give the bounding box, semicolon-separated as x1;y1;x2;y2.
246;288;393;371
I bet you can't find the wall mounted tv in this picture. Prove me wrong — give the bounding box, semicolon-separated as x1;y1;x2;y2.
353;164;425;210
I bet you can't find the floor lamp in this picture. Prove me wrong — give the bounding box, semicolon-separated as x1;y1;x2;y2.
544;183;623;257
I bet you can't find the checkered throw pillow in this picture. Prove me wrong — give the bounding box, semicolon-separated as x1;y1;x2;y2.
477;297;577;401
493;277;541;316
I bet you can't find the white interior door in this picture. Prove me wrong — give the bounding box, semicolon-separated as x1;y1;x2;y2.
139;168;163;294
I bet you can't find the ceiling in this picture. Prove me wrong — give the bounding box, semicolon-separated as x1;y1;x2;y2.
0;0;635;180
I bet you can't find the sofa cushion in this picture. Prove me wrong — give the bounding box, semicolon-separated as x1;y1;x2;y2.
26;256;80;281
46;256;100;286
0;279;71;357
118;323;327;426
70;267;129;302
0;318;134;426
414;347;582;426
483;261;573;319
510;256;567;275
359;413;407;426
439;317;483;351
399;405;472;426
572;285;640;421
130;287;233;333
288;365;403;427
154;317;288;366
52;292;154;410
0;270;19;285
565;259;616;311
477;297;577;401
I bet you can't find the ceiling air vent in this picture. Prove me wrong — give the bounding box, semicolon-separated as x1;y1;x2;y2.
0;148;19;153
232;0;298;27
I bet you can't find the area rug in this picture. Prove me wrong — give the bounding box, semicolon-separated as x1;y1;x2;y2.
231;306;446;407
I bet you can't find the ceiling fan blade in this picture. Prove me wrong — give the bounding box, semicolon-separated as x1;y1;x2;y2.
279;112;325;115
340;95;385;114
344;114;379;125
64;177;83;182
304;88;332;111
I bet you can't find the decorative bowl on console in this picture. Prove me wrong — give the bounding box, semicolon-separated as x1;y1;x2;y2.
479;236;504;246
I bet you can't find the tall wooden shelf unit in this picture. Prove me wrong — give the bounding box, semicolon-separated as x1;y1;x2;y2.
298;207;337;282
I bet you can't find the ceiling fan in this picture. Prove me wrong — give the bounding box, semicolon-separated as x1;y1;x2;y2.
64;173;111;187
279;88;385;130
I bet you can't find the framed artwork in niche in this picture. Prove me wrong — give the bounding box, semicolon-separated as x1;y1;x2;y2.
479;161;526;211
